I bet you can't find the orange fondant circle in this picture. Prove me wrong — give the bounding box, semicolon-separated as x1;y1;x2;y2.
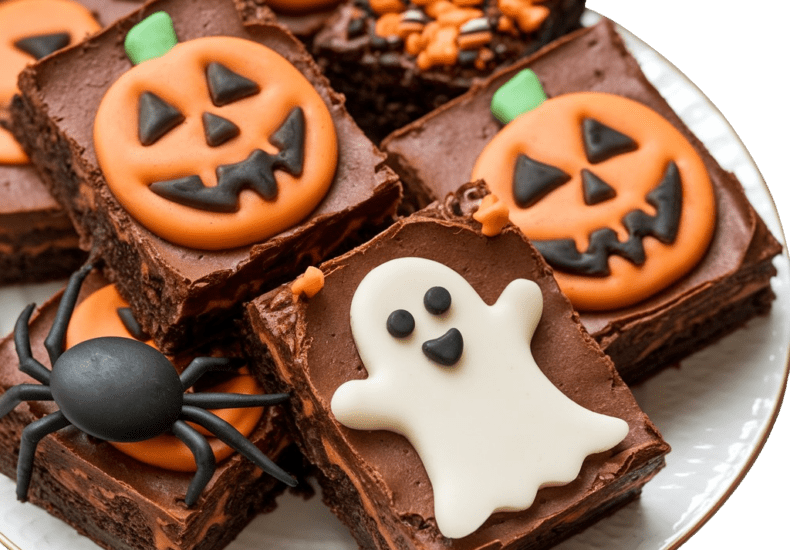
65;284;265;472
0;127;28;165
94;36;338;250
266;0;342;14
0;0;99;163
472;92;716;311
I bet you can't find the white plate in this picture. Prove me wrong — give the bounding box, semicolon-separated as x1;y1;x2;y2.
1;12;789;550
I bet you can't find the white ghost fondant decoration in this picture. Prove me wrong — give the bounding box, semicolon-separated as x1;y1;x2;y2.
331;257;629;539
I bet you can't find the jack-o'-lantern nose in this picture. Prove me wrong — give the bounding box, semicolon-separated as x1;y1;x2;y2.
422;328;463;367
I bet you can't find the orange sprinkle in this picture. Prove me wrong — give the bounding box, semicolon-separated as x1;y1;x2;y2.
436;6;482;27
425;0;456;18
497;15;516;33
473;193;510;237
457;31;492;50
375;12;402;37
292;266;325;300
369;0;407;14
498;0;550;33
474;47;494;70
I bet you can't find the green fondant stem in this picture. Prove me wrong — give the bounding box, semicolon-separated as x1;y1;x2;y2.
124;11;178;65
491;69;548;125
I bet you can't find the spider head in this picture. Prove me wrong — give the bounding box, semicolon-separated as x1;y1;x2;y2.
50;336;184;442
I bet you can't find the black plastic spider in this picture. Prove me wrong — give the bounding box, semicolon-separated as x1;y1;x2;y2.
0;263;296;506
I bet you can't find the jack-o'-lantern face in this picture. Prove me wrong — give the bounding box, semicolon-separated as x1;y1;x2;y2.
94;14;338;250
266;0;342;14
66;283;266;472
0;0;100;164
473;85;716;311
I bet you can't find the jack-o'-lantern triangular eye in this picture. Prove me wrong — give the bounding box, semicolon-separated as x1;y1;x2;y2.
512;153;571;208
138;92;185;146
206;62;260;107
582;118;638;164
581;169;617;205
202;112;240;147
14;32;70;60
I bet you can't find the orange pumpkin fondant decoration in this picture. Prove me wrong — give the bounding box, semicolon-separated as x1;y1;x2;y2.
66;283;266;472
472;71;716;311
0;0;100;164
93;12;338;250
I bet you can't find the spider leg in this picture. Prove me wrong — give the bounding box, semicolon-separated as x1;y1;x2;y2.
182;392;289;409
0;385;53;418
43;263;93;367
180;405;297;487
179;356;246;390
14;304;51;385
16;410;70;501
170;419;216;507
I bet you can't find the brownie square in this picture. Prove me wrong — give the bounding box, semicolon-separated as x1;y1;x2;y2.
0;0;142;284
11;0;402;354
234;0;341;39
0;270;297;550
311;0;587;141
244;183;670;550
381;19;782;382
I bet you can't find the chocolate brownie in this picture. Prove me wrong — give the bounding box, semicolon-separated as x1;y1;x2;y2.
0;269;297;550
11;0;402;354
235;0;341;39
382;19;782;382
0;0;141;284
244;183;670;550
312;0;587;141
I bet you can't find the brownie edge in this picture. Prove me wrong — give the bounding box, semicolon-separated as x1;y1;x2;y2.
244;182;669;550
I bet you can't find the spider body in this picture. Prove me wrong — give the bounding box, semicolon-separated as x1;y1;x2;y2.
0;264;296;506
50;337;183;441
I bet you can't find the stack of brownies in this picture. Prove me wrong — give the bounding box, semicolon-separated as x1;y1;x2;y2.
0;1;781;550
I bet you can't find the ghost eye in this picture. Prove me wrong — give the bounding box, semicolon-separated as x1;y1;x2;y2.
424;286;451;315
387;309;415;338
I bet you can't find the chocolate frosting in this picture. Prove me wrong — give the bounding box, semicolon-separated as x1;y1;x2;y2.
382;20;781;379
246;183;669;549
13;0;401;352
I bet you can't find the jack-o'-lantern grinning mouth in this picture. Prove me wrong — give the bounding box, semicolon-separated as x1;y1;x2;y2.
148;107;306;213
532;160;683;277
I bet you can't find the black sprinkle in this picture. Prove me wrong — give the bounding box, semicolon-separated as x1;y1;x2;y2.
206;62;260;107
202;112;240;147
347;17;367;38
138;92;185;146
14;32;70;60
422;328;463;366
387;309;415;338
582;117;638;164
424;287;451;315
458;50;479;66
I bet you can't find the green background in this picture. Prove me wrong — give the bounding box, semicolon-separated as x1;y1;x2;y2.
587;0;790;550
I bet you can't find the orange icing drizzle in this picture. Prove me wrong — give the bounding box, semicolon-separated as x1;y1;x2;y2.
291;265;325;300
370;0;549;70
266;0;343;14
65;284;266;472
0;0;100;164
94;36;338;250
473;193;510;237
472;92;716;311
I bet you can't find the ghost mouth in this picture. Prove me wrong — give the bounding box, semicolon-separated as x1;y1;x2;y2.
422;328;463;367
